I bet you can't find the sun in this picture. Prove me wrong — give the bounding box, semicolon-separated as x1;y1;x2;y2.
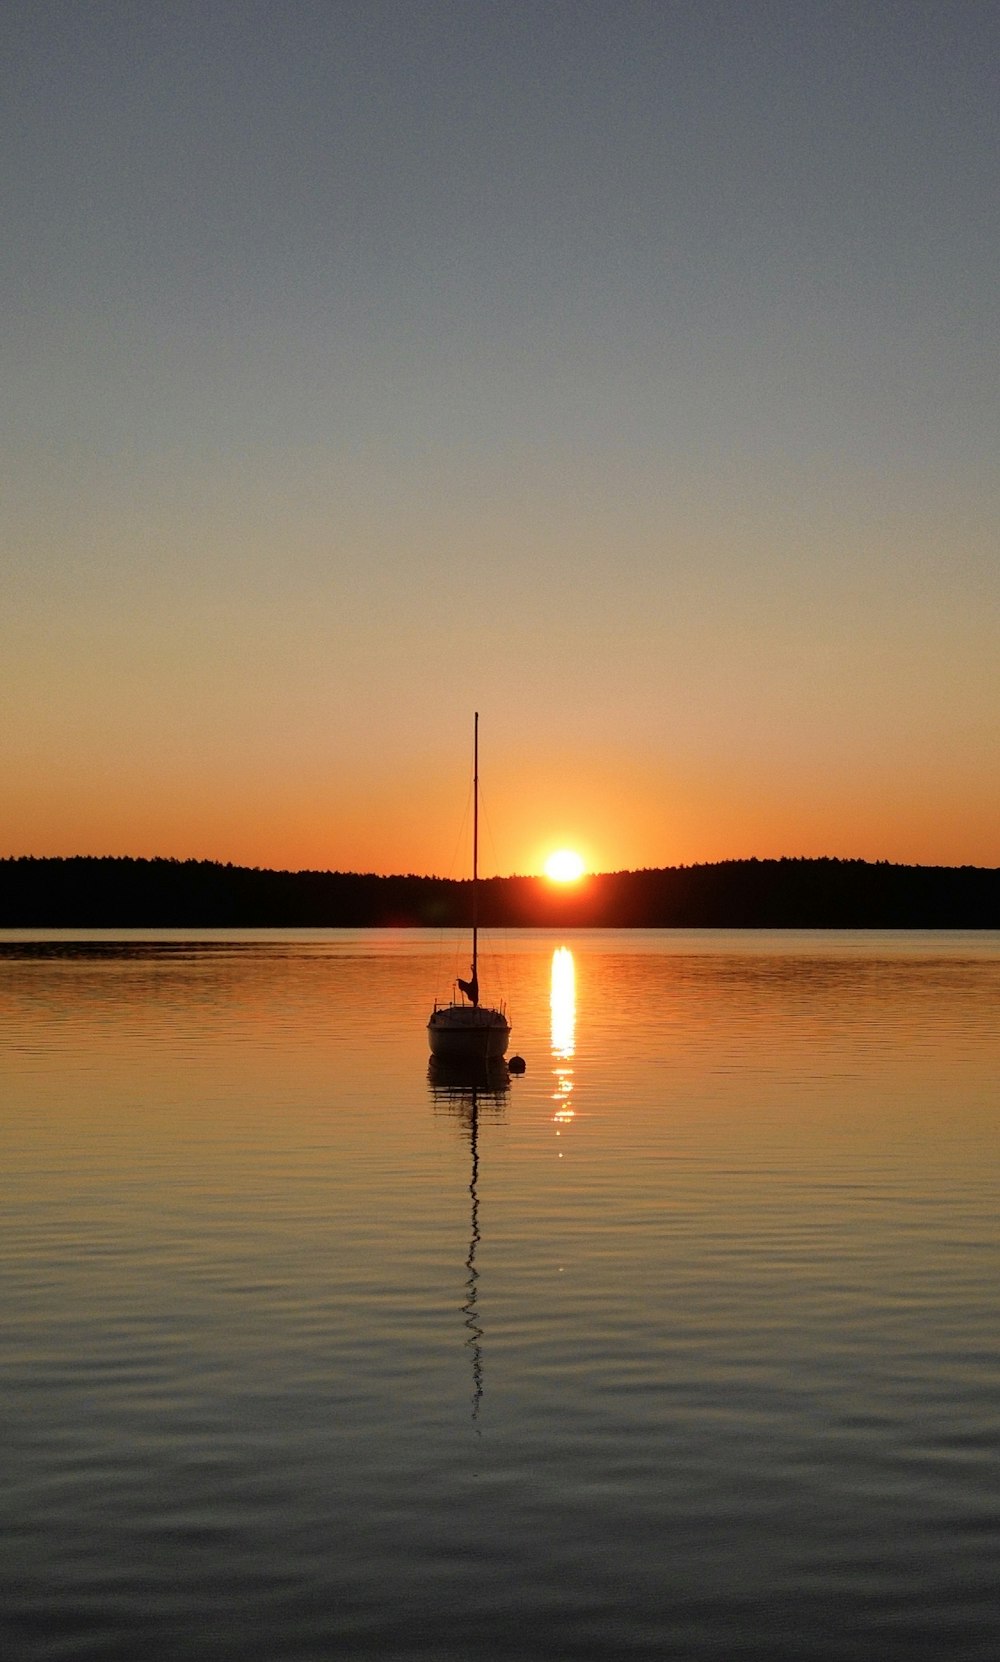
544;848;586;884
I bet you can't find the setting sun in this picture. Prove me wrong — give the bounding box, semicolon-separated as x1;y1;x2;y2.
544;848;587;883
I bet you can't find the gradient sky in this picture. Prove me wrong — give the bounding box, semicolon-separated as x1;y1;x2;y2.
3;1;998;876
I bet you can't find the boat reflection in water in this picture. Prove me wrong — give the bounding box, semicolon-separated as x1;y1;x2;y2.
550;947;576;1147
428;1057;509;1422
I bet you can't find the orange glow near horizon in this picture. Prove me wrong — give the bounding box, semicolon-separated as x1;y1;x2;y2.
3;737;999;876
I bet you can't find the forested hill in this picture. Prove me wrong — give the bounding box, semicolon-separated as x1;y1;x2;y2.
1;855;999;928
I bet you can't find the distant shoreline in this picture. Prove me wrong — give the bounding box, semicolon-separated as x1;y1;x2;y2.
2;855;998;930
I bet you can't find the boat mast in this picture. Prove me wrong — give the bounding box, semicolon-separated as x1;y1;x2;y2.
472;711;479;995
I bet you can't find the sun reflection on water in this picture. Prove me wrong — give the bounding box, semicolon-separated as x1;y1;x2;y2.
550;947;576;1141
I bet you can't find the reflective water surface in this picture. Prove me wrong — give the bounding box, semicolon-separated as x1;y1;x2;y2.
2;929;999;1661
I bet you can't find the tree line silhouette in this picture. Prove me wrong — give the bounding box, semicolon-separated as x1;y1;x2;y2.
1;855;998;928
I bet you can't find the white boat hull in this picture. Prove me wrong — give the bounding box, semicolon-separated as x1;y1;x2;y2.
427;1003;510;1062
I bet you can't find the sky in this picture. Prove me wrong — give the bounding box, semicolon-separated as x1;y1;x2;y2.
3;0;998;876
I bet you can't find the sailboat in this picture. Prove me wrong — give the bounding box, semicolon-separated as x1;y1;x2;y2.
427;713;511;1063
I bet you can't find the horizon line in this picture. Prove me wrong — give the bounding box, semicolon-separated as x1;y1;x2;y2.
3;853;998;879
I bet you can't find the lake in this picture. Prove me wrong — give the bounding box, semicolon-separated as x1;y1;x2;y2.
2;928;998;1661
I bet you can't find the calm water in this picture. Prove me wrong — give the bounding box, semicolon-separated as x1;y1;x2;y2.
2;929;998;1661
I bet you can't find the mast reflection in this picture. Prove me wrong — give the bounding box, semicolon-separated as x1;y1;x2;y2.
551;947;576;1142
428;1057;509;1422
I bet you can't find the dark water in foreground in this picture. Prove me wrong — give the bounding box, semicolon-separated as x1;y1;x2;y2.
2;929;998;1661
